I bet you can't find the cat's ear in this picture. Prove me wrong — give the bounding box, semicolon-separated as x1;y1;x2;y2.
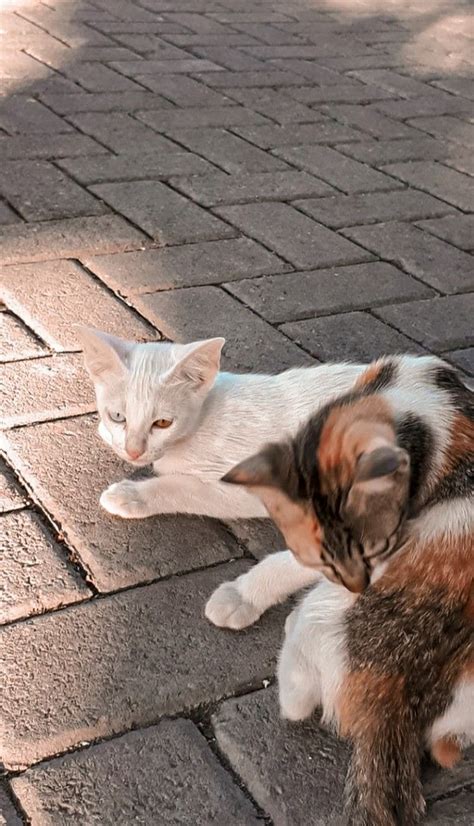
75;325;131;382
164;338;225;390
353;444;410;493
223;442;298;497
345;442;410;538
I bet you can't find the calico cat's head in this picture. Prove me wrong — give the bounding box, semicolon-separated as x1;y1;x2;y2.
77;326;224;466
223;394;411;593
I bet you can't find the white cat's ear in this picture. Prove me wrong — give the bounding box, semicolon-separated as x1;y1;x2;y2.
75;325;131;382
165;337;225;390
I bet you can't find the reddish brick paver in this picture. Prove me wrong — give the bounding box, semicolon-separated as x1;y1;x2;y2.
0;1;472;823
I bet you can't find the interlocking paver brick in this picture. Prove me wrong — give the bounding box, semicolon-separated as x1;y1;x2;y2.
67;112;179;154
0;559;284;769
274;145;402;194
0;215;148;265
136;74;235;106
84;237;288;294
227;518;284;561
269;58;355;85
0;312;47;362
137;285;313;372
220;87;325;123
0;160;107;222
4;416;241;594
225;22;306;45
335;137;461;166
349;68;438;98
0;97;73;134
375;295;474;351
40;90;174;115
216;202;374;269
0;202;19;225
227;263;433;323
444;156;474;176
194;69;305;87
232;119;364;148
425;792;474;825
343;221;474;293
64;63;144;93
1;354;95;428
164;127;290;173
137;105;269;132
431;77;474;100
295;190;456;229
11;721;260;825
189;45;268;71
417;214;474;252
0;461;26;514
375;95;474;119
58;151;214;185
0;510;89;625
0;132;107;161
322;103;420;139
282;311;424;362
160;13;232;35
382;161;473;212
0;785;22;826
240;45;324;59
165;33;261;47
444;348;474;377
289;83;398;105
213;688;349;824
112;58;223;77
0;260;155;350
91;180;236;243
171;170;335;206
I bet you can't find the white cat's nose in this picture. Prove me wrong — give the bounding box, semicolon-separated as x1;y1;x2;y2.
125;435;146;461
126;447;143;461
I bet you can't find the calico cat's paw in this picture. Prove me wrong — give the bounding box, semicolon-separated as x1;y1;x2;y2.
100;480;148;518
205;582;263;629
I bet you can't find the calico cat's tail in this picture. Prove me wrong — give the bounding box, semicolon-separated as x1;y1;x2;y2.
342;701;425;826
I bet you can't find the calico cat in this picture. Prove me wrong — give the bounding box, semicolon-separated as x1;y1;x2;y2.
218;356;473;825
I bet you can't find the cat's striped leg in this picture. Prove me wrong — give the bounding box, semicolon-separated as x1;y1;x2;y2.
205;550;321;630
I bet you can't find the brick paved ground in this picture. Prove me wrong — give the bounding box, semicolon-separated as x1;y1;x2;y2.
1;0;473;822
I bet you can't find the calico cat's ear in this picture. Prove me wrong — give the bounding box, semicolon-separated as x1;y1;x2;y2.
75;325;131;381
223;442;298;498
164;338;225;390
353;445;410;492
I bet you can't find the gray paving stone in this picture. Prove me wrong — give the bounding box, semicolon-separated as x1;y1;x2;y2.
425;791;474;824
216;202;373;270
288;83;397;106
58;151;214;185
112;58;224;77
444;348;474;376
213;688;349;825
443;156;474;177
84;237;288;294
269;58;355;86
382;161;473;212
40;91;174;115
431;76;474;100
138;105;269;132
171;170;335;206
0;260;155;351
227;519;285;561
295;189;457;229
0;97;73;134
275;144;402;194
322;103;422;139
0;160;107;222
92;180;236;244
0;132;108;161
161;13;234;35
165;33;261;47
221;87;325;124
1;353;95;428
0;312;47;362
335;137;461;166
4;415;241;594
232;119;364;148
225;22;306;45
417;214;474;251
65;63;144;93
0;202;19;226
0;215;148;265
11;721;259;826
166;127;289;174
343;222;474;294
189;45;268;71
375;95;474;119
0;510;89;626
240;45;327;60
349;68;437;98
0;559;285;769
281;312;424;362
194;69;306;87
136;74;235;107
67;112;179;154
104;32;192;52
0;785;21;826
0;461;26;514
375;295;474;351
228;263;433;323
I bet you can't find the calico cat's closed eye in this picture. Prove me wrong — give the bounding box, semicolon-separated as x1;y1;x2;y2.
153;418;173;429
109;410;125;423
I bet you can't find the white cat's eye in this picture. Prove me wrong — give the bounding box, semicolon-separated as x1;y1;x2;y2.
153;418;173;429
109;411;126;424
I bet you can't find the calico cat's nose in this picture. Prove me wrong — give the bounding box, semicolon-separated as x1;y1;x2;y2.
340;560;370;593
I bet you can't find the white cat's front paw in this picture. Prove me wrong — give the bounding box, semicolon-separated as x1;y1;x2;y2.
100;480;148;519
205;582;263;630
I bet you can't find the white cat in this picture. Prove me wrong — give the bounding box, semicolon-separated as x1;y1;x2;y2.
77;326;365;624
